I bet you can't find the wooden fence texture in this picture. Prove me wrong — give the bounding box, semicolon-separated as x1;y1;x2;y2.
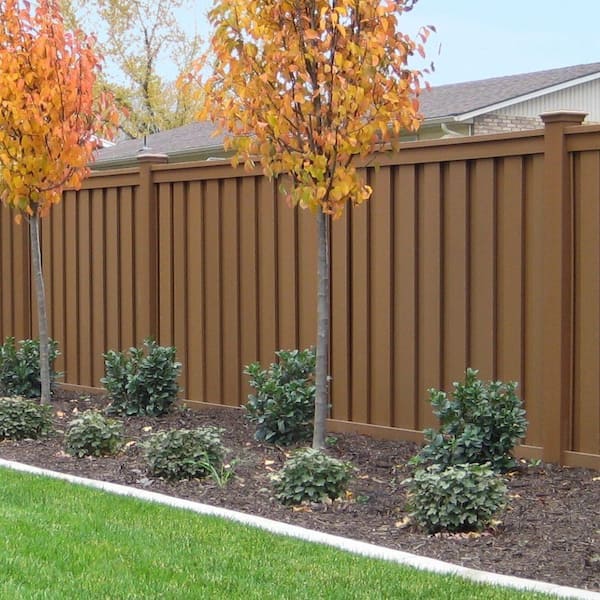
0;111;598;468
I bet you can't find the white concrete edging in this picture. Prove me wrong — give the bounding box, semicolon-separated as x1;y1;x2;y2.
0;458;597;600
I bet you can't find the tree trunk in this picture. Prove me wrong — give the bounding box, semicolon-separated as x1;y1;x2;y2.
313;210;330;449
29;213;51;405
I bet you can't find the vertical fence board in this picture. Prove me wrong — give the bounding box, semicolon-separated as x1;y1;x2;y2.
276;188;298;351
443;161;469;388
297;208;317;350
417;163;442;429
331;208;351;421
496;157;525;384
238;177;259;399
77;191;92;385
257;178;277;364
105;188;120;355
370;167;393;426
350;202;369;423
90;189;106;385
172;182;188;396
119;188;135;350
186;181;205;402
50;200;65;374
204;179;222;403
573;151;600;454
158;183;174;345
523;155;545;447
17;213;31;340
221;178;241;406
393;165;417;430
133;183;149;345
63;193;79;381
469;158;496;379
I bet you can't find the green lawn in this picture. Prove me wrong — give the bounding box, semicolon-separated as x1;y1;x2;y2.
0;468;553;599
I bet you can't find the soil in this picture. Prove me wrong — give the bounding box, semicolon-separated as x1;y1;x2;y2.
0;390;598;593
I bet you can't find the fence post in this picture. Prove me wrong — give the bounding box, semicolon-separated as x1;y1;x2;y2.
539;110;586;464
136;152;168;343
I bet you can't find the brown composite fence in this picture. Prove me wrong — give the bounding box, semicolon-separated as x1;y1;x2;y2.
0;111;598;469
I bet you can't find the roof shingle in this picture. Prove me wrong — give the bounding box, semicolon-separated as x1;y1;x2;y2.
95;121;225;164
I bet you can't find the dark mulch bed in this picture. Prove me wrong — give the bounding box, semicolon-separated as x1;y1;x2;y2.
0;390;598;593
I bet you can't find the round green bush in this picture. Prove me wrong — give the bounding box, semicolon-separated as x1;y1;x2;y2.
65;410;124;458
102;339;181;417
0;337;61;398
244;348;315;445
144;427;225;480
403;462;507;534
0;396;52;440
415;368;528;472
273;448;353;505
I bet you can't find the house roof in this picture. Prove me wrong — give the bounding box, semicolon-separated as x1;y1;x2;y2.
93;62;600;167
419;61;600;121
93;121;226;168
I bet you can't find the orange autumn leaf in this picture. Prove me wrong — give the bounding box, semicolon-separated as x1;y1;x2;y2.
188;0;433;220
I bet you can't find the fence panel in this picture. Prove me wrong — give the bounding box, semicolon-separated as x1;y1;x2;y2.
322;145;549;449
0;119;596;467
39;172;143;388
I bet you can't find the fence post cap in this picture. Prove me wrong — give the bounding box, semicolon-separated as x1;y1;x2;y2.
540;110;588;125
137;152;169;164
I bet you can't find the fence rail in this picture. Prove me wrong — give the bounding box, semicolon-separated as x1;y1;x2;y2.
0;111;598;468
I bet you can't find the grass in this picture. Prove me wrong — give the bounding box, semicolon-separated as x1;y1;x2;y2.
0;468;553;599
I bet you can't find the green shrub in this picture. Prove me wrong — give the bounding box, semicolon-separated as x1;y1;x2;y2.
102;339;181;416
65;410;124;458
414;368;528;472
403;463;507;534
273;448;353;505
244;348;315;445
0;396;52;440
0;337;61;398
144;427;225;481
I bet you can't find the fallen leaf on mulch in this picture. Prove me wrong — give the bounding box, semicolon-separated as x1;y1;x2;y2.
395;516;411;529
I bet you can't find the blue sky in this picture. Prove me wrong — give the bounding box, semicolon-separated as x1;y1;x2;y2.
183;0;600;87
396;0;600;85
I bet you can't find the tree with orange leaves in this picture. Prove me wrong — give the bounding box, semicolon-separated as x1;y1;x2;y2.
194;0;433;447
0;0;118;403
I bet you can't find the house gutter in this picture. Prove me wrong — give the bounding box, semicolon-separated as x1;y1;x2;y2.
422;115;475;126
91;144;230;170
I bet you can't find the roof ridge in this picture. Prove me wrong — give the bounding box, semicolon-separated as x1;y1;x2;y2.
428;61;600;91
420;61;600;119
